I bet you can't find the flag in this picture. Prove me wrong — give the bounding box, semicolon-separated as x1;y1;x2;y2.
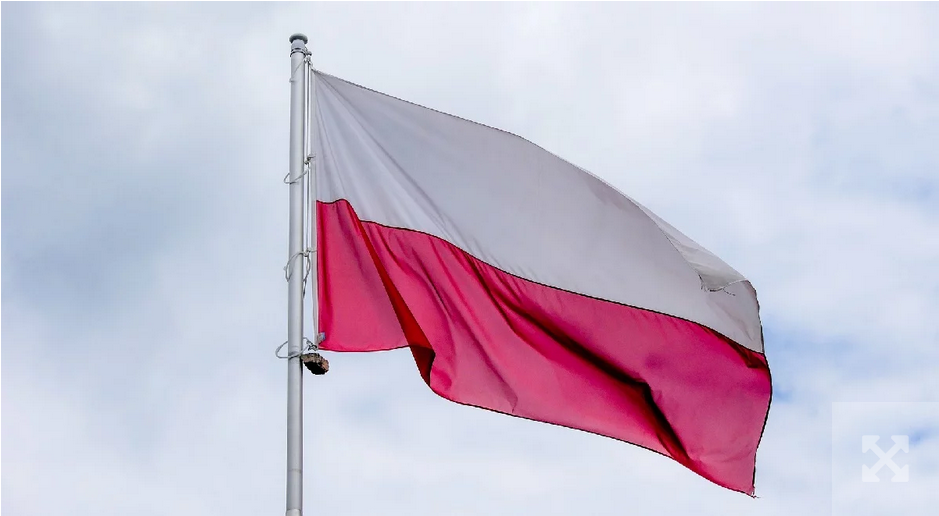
312;71;771;494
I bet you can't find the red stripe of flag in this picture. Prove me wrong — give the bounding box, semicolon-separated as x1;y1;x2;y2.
318;199;772;494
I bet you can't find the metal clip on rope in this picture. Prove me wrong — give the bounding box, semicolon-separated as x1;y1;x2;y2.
301;332;328;375
275;333;328;375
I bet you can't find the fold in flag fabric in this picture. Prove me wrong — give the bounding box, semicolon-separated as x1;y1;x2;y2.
312;70;772;494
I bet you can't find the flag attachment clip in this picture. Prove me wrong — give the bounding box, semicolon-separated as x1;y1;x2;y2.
275;336;317;360
274;334;329;375
301;332;328;375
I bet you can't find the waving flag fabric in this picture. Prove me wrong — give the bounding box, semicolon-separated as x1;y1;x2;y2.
312;70;771;494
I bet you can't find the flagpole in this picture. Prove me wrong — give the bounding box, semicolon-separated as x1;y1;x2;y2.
286;32;309;516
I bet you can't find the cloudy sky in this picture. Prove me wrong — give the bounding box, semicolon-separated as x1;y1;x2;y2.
3;2;938;515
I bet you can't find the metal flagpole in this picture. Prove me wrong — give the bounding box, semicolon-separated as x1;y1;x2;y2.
286;32;309;516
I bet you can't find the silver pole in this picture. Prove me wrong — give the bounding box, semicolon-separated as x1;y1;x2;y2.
286;32;309;516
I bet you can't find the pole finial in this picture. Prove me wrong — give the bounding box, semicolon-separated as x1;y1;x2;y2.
289;33;309;55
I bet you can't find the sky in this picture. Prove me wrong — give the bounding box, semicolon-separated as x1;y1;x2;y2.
2;2;938;515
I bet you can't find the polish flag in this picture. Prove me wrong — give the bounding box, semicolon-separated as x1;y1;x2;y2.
312;71;771;494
